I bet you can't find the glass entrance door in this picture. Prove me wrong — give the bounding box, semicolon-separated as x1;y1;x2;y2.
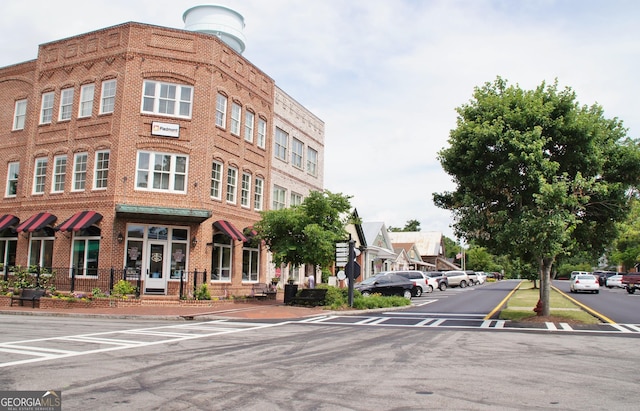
145;242;166;294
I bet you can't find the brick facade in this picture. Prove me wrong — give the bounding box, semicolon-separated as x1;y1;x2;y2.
0;21;308;297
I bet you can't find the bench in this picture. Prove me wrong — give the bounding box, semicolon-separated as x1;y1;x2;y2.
250;283;277;300
289;288;327;306
10;288;46;308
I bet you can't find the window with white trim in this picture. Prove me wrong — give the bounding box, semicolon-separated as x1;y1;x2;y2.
6;162;19;198
141;80;193;118
292;138;303;168
307;147;318;176
29;228;54;269
13;100;27;130
215;93;227;128
33;157;47;194
240;172;251;208
275;128;288;161
72;153;88;192
79;84;94;118
231;102;241;136
40;92;54;124
52;155;67;193
291;192;303;207
212;234;232;282
71;226;100;276
59;88;74;121
226;166;238;203
257;118;266;149
99;79;116;114
254;177;264;211
244;111;254;142
273;185;286;210
94;150;110;190
135;151;187;193
242;246;259;282
210;161;223;200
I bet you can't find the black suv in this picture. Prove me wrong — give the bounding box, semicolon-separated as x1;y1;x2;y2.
424;271;448;291
593;271;617;286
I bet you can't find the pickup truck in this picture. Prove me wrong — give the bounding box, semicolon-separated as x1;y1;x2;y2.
621;273;640;294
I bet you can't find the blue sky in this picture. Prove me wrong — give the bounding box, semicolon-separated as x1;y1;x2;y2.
2;0;639;240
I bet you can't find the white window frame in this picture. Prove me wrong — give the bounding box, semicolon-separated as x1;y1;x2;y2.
291;192;303;207
99;79;117;114
94;150;110;190
292;138;304;169
210;161;223;200
211;235;232;282
273;185;286;210
215;93;227;128
226;167;238;204
70;232;101;277
307;147;318;176
6;162;19;198
274;128;288;161
141;80;193;119
242;246;260;282
254;177;264;211
59;87;74;121
72;152;88;192
52;155;67;193
135;151;188;194
29;230;54;269
78;84;95;118
240;172;251;208
13;99;27;131
230;102;241;136
257;118;266;149
33;157;47;195
244;111;254;142
40;92;54;124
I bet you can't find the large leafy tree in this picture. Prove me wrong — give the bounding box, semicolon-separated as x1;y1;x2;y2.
389;219;421;232
254;190;353;271
434;77;640;315
611;198;640;270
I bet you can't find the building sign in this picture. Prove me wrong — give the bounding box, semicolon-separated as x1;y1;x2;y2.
151;121;180;138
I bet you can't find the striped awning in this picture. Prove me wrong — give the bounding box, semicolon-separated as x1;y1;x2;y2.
243;226;258;240
56;211;103;232
213;220;247;242
16;212;57;233
0;214;19;231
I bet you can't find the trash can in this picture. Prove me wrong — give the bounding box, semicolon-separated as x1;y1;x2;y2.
284;284;298;304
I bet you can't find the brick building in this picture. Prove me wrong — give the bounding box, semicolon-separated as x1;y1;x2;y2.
0;6;323;297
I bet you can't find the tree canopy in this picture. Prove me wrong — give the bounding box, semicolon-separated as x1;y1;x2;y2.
389;219;421;232
254;190;353;270
434;77;640;315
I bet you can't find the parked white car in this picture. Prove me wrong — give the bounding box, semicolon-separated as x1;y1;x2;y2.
570;274;600;294
444;270;470;288
605;274;624;288
475;271;487;284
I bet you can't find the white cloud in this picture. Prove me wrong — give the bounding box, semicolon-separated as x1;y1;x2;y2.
2;0;639;240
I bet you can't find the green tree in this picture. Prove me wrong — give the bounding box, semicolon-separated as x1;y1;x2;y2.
254;190;353;271
434;77;640;316
389;219;421;232
611;198;640;270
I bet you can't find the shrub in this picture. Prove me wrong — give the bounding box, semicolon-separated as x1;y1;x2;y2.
352;294;411;309
195;283;211;300
92;287;107;298
112;280;136;297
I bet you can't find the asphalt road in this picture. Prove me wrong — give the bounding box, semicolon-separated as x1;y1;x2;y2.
1;313;638;410
553;280;639;323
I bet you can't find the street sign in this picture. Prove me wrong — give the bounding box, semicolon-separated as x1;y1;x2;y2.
335;242;349;265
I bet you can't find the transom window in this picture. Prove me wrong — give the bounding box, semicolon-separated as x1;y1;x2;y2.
292;138;303;168
275;128;288;161
136;151;188;193
142;80;193;118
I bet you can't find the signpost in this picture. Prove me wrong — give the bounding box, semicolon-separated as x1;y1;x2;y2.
336;236;360;307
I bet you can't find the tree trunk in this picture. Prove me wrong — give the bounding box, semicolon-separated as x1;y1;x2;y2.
538;257;553;317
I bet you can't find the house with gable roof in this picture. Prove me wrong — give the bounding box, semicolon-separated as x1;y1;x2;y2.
387;231;459;271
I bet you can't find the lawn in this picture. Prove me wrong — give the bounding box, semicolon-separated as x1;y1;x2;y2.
498;281;601;324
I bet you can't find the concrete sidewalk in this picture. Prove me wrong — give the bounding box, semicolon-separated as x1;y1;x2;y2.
0;300;330;321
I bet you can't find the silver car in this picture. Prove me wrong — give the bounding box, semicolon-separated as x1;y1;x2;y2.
444;270;470;288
